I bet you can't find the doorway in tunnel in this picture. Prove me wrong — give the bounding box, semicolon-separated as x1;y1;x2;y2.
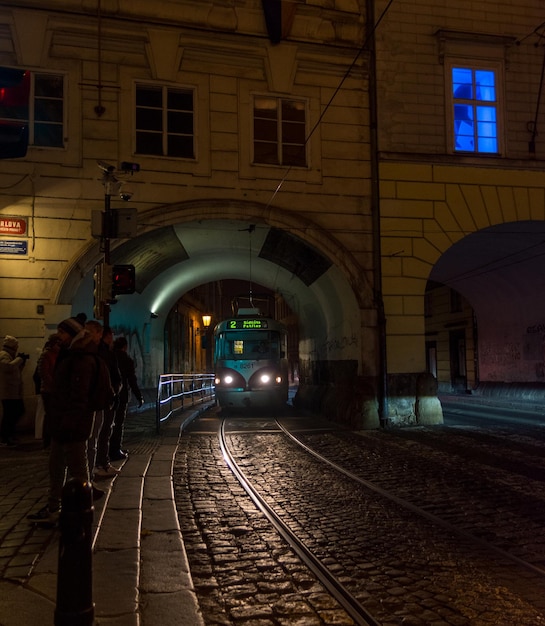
425;282;477;394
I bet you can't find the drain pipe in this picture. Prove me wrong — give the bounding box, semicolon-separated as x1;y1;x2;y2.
366;0;389;426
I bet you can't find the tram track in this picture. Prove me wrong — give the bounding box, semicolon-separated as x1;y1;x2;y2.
219;415;545;624
219;418;380;626
284;422;545;570
274;419;545;579
176;410;545;624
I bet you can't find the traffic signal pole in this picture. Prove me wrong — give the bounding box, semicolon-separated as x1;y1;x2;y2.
94;160;139;325
102;190;112;327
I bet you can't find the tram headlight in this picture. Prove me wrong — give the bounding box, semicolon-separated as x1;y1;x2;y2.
224;375;233;385
275;376;282;384
260;374;271;384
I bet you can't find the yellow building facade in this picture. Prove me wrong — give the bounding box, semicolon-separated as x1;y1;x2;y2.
1;0;545;429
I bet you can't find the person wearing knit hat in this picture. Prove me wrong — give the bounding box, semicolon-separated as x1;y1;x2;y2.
28;318;105;525
57;317;84;342
0;335;27;446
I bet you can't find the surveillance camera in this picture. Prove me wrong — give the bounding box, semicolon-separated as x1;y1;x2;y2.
120;161;140;173
120;190;134;202
97;160;115;173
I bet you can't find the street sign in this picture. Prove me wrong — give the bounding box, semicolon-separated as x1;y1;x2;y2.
0;216;27;236
0;239;28;255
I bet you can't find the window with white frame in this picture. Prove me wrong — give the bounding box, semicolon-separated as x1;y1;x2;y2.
0;71;64;148
253;96;306;166
135;84;194;158
449;64;499;154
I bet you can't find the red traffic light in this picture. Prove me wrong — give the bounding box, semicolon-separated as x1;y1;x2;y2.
112;264;135;295
0;68;30;159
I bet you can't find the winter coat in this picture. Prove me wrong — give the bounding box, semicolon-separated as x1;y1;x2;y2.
98;342;122;396
48;331;99;442
38;344;60;394
0;347;25;399
115;349;142;404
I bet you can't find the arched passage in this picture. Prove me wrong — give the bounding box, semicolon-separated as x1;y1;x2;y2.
428;220;545;387
62;204;375;418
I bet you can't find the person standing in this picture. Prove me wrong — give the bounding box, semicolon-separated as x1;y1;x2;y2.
36;333;62;448
110;336;144;460
28;317;108;524
0;335;28;446
86;322;121;478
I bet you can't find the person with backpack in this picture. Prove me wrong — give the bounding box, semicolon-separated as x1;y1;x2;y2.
28;317;112;525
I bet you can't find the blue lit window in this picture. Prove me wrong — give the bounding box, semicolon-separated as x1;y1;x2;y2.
452;67;498;154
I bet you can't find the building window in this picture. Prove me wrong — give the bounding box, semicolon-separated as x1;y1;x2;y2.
253;96;306;166
0;71;64;148
451;66;498;154
33;74;64;147
135;85;194;158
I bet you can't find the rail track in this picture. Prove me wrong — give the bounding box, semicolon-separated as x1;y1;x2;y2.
219;418;380;626
175;409;545;625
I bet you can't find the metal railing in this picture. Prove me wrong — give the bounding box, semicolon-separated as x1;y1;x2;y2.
156;373;215;432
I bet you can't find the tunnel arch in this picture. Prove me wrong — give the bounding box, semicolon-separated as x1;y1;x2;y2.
64;200;373;386
140;198;374;307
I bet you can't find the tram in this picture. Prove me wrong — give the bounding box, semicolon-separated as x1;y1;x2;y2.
213;308;289;410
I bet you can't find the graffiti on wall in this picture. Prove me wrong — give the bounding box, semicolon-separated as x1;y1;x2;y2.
114;325;148;388
480;341;521;365
320;333;358;356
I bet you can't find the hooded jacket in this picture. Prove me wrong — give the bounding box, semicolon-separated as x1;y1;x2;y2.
0;345;25;400
48;330;99;442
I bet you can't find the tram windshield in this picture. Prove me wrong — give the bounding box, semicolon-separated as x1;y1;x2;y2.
215;330;283;360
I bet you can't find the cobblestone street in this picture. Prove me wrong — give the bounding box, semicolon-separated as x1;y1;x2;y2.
173;409;545;625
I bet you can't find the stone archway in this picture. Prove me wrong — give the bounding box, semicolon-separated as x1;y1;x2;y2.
64;201;381;428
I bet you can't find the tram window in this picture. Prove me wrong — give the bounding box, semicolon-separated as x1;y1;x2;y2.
216;330;284;359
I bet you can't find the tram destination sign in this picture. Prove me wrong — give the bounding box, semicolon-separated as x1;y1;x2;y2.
229;318;268;329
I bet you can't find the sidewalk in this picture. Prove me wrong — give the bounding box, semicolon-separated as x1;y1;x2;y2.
0;404;208;626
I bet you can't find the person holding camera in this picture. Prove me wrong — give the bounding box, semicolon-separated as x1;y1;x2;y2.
0;335;28;447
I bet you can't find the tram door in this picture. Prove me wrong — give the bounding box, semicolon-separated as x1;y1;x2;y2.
449;329;467;392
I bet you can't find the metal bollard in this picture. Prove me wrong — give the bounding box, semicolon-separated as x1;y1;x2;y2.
54;478;95;626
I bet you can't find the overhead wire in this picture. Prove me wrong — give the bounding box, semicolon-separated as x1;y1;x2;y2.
265;0;396;210
436;239;545;285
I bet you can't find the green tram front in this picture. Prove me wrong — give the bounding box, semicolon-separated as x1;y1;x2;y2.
213;310;289;410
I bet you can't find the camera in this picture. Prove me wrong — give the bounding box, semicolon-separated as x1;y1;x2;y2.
120;161;140;173
97;160;115;173
18;352;29;361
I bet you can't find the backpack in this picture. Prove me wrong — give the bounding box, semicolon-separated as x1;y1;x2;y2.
32;365;41;394
89;355;115;411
